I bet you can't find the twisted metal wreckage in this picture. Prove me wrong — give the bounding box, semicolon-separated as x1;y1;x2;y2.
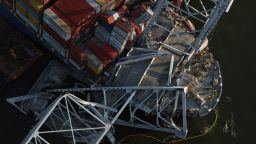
6;0;234;143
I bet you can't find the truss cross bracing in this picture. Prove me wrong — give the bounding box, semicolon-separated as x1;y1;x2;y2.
8;86;188;144
6;0;234;143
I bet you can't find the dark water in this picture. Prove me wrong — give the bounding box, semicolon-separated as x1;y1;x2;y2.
191;1;256;143
206;1;256;143
1;1;256;144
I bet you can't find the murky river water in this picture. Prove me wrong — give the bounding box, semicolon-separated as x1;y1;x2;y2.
0;1;255;144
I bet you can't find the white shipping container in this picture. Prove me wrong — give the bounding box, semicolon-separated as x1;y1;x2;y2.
44;8;72;40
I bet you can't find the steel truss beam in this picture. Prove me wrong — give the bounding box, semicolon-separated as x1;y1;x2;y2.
138;0;233;67
165;0;234;63
5;1;234;143
7;86;188;143
114;0;233;80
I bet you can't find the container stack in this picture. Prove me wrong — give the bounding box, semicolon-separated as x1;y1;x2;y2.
15;0;48;32
84;48;104;75
96;0;124;12
42;0;101;57
95;24;111;43
130;2;154;24
84;36;118;74
108;18;139;52
69;42;104;75
0;0;142;76
69;25;119;75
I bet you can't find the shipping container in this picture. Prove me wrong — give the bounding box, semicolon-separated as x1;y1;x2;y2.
111;30;127;42
90;36;104;47
109;35;128;51
43;23;70;48
27;0;45;13
129;2;153;24
85;40;112;66
99;0;124;12
113;26;129;38
102;43;118;59
98;21;113;32
84;49;104;75
16;0;41;31
95;0;109;6
95;25;111;43
42;30;66;57
70;44;87;65
43;0;99;40
115;18;133;33
16;0;40;19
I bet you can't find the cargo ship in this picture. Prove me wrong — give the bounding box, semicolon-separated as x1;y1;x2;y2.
1;0;234;143
0;15;41;92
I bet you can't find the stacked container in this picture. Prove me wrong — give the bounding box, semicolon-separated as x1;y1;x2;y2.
0;0;137;76
130;2;154;24
96;0;124;12
15;0;47;32
69;44;87;70
42;0;101;57
84;48;104;75
109;18;137;52
95;24;111;43
85;39;112;66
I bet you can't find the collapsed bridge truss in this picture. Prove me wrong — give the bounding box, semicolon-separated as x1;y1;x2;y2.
6;0;234;143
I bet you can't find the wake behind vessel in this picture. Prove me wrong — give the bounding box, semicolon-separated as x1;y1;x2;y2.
1;0;234;143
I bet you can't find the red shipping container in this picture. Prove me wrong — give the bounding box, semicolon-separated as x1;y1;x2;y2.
130;2;149;18
102;43;118;59
118;5;129;17
2;0;12;8
130;20;142;36
85;41;112;66
44;0;97;40
43;23;71;48
72;16;97;39
70;44;87;65
115;18;133;33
